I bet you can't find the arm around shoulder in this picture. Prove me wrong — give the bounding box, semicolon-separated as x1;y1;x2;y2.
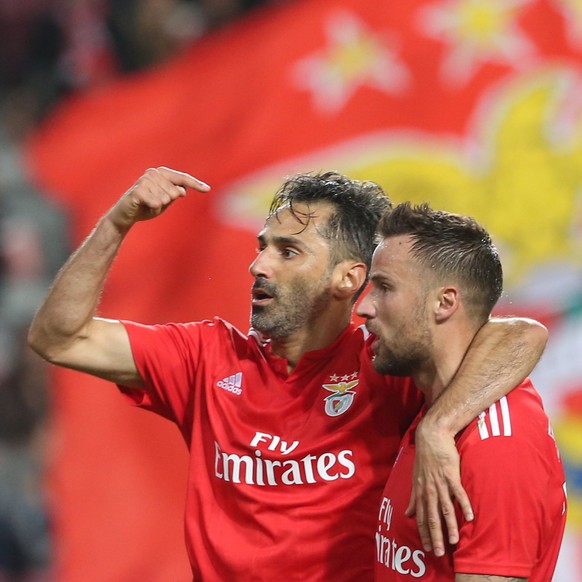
426;315;548;434
484;315;548;381
404;316;548;557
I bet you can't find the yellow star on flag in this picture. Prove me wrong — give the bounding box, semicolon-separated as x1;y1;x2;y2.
418;0;535;85
292;9;410;114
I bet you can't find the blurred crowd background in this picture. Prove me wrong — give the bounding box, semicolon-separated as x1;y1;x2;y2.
0;0;276;135
0;1;277;580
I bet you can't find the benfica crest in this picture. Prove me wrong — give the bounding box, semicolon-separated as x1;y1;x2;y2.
322;375;359;417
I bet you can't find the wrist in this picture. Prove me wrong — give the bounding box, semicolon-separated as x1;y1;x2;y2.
102;209;133;236
417;410;457;440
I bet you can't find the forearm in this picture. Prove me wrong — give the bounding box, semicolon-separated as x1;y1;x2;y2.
28;213;128;360
423;317;548;434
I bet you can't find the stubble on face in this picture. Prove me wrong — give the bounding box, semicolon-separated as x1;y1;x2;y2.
249;202;338;340
251;273;333;339
370;297;432;377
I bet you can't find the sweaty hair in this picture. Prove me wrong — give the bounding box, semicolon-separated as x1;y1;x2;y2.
378;202;503;324
269;172;391;298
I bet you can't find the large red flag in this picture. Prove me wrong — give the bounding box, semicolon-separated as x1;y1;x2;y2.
27;0;582;579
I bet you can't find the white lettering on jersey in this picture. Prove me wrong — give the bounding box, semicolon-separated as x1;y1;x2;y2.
216;372;243;395
378;497;394;529
375;531;426;577
249;432;299;455
376;496;426;577
478;396;512;440
214;441;356;486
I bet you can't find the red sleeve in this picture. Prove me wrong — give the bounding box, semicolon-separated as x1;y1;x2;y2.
117;319;209;425
453;383;566;578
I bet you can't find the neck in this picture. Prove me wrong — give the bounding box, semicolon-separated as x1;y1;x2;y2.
270;303;353;372
413;324;475;406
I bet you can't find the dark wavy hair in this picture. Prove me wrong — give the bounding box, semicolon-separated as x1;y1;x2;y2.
269;171;391;300
269;171;392;301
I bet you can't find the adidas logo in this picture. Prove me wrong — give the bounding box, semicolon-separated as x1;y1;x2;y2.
216;372;243;396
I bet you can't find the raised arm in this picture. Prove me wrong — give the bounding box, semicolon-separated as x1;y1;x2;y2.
407;316;548;556
28;167;210;387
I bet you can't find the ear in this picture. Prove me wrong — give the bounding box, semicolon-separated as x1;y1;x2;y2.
333;261;368;300
434;286;460;323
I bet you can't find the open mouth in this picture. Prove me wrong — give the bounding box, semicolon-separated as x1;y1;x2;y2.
251;288;274;305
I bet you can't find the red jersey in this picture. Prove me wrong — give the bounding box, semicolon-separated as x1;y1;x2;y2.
374;380;567;581
119;318;422;581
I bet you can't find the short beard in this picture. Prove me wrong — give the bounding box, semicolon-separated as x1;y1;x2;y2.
372;351;426;377
251;279;332;340
251;309;300;339
371;305;431;377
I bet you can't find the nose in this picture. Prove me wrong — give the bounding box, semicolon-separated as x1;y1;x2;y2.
356;289;375;319
249;249;271;278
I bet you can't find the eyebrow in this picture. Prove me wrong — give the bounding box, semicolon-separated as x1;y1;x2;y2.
369;273;390;285
257;233;306;248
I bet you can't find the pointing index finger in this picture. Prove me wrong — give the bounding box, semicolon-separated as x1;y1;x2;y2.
158;166;211;192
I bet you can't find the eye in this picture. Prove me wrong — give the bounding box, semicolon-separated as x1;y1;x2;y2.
281;247;299;259
372;280;391;294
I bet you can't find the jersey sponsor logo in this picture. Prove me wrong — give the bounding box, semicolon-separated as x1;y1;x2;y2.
214;431;356;486
477;396;512;440
216;372;243;395
376;497;427;577
322;372;359;417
